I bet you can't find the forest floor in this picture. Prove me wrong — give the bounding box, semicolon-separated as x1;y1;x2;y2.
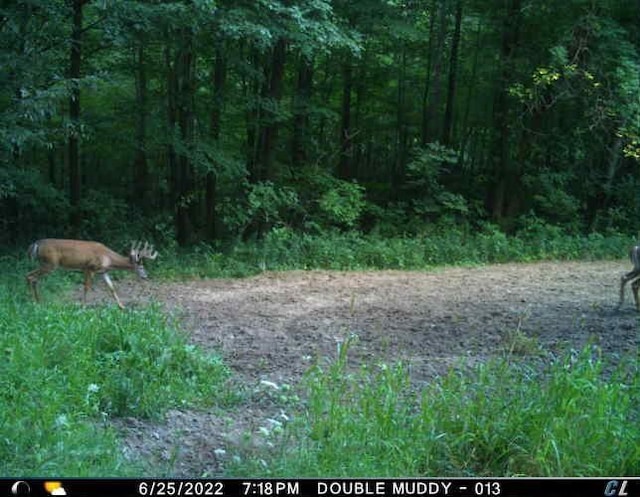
95;261;638;476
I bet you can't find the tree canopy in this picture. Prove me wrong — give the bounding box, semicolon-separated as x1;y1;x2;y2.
1;0;639;246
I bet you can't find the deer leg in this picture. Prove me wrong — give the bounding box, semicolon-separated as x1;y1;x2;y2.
102;273;125;310
26;270;39;302
631;279;640;311
26;265;55;302
83;270;95;304
619;270;640;308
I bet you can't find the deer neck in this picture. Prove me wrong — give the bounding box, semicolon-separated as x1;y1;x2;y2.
106;251;135;271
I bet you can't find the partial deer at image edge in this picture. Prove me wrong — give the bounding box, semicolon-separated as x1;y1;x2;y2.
619;245;640;311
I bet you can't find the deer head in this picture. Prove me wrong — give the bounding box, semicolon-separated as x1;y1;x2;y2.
129;241;158;279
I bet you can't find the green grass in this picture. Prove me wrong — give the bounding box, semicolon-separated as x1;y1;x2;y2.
155;227;634;279
0;258;232;476
14;225;631;280
231;338;640;477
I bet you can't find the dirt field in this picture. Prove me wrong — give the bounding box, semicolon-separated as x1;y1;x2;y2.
99;261;638;476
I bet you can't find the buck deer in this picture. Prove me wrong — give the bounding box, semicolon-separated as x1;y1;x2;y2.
26;239;158;309
619;245;640;310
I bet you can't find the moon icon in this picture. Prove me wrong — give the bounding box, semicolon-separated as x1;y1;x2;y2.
11;481;31;496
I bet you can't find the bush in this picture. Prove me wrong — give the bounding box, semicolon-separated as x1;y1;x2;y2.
143;225;634;280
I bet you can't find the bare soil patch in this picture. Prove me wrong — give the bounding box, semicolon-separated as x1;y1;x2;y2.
95;261;638;476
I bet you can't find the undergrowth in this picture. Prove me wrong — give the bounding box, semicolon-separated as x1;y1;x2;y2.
9;226;632;280
156;227;633;279
0;258;232;476
231;338;640;477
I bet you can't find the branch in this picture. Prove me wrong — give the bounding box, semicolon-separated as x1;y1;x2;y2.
84;42;110;58
80;15;108;35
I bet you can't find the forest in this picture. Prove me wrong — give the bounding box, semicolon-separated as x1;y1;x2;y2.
1;0;639;249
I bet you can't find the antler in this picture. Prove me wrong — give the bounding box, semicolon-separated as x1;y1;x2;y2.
131;241;158;260
141;241;158;260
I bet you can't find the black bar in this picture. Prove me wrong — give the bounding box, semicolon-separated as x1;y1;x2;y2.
0;478;638;497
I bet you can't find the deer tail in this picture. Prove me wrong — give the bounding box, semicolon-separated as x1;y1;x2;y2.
27;241;39;260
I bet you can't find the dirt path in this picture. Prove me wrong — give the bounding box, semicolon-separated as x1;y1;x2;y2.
105;261;638;476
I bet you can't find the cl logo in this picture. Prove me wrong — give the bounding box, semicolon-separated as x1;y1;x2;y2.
604;480;629;497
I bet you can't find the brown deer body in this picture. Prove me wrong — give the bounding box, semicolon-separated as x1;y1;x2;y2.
26;239;158;309
619;245;640;310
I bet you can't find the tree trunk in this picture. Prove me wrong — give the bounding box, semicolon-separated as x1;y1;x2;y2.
258;38;287;181
338;56;353;180
422;0;447;145
488;0;522;228
165;39;196;246
291;55;313;169
68;0;85;233
165;44;178;217
133;42;149;211
394;45;408;193
590;135;623;230
246;46;263;183
48;147;57;186
459;17;483;165
421;0;437;146
442;0;463;146
175;32;196;246
353;58;367;178
244;38;287;240
205;42;226;241
317;57;335;159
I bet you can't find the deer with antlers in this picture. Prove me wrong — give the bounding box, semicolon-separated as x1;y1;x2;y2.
26;239;158;309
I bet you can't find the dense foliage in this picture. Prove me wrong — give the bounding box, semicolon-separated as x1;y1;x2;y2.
231;338;640;477
1;0;638;247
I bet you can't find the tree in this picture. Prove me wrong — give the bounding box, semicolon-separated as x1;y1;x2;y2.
488;0;522;227
1;0;639;246
68;0;88;233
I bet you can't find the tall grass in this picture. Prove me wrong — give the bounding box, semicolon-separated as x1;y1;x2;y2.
14;225;629;280
0;258;232;476
156;227;633;278
233;339;640;477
